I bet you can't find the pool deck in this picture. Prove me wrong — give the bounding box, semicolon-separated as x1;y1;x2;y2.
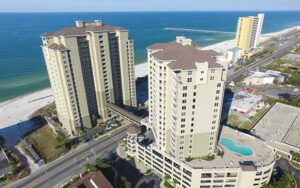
187;126;275;169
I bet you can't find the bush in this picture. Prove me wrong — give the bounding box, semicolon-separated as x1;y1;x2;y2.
185;156;193;162
201;154;215;161
164;180;175;188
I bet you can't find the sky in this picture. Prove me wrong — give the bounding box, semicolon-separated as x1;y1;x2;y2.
0;0;299;12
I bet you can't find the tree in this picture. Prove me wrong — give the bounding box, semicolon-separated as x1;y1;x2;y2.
95;158;110;169
85;163;98;172
121;176;131;188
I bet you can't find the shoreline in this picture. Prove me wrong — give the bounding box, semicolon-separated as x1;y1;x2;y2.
0;25;299;130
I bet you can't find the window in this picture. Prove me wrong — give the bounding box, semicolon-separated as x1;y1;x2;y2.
183;86;187;90
182;100;187;103
217;83;221;87
182;106;186;110
183;93;187;97
216;90;220;94
191;123;194;127
193;99;196;103
211;69;215;73
181;118;186;122
193;92;196;96
210;76;214;80
187;78;192;82
188;71;192;75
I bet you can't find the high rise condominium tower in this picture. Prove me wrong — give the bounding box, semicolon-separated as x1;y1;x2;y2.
236;14;264;52
147;36;228;159
41;20;136;135
126;37;275;187
127;37;275;188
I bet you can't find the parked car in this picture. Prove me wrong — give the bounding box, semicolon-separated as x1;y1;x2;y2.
105;126;112;131
36;159;45;166
111;122;119;127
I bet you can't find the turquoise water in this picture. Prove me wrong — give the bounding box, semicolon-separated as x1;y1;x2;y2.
220;137;253;156
0;12;300;102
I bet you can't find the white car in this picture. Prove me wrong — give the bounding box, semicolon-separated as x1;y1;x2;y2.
105;126;112;131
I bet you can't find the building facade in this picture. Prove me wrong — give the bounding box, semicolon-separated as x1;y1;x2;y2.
42;20;136;135
126;37;276;188
147;36;228;159
226;47;242;64
235;14;264;52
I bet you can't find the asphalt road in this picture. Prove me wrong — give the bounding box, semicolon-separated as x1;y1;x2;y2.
8;124;130;188
226;37;300;83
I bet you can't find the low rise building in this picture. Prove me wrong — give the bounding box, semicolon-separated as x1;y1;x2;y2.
69;171;113;188
229;90;264;115
244;70;286;86
226;47;242;64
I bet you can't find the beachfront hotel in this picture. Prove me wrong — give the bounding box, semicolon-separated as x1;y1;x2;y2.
41;20;136;135
235;14;264;52
126;37;276;188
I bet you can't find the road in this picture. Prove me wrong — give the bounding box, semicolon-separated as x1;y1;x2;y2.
8;124;130;188
226;37;300;83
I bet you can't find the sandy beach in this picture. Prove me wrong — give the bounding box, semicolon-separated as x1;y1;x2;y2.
0;25;298;133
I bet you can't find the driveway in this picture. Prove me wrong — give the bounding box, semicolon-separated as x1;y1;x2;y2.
276;158;300;186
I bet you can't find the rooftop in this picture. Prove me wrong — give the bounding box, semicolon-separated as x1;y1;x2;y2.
69;171;113;188
187;126;275;169
251;102;300;150
228;47;242;52
148;37;223;70
42;20;126;38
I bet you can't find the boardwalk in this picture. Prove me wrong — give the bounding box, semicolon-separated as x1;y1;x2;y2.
164;27;235;35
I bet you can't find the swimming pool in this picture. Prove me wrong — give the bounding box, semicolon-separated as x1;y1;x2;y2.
220;138;253;156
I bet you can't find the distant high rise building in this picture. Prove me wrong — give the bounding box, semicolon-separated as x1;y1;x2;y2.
41;20;136;135
236;14;264;52
147;36;228;159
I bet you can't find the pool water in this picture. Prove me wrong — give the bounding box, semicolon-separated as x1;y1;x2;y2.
220;138;253;156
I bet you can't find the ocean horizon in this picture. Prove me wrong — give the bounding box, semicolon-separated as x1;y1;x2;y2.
0;11;300;102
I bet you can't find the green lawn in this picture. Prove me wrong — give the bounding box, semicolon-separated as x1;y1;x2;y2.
24;125;68;163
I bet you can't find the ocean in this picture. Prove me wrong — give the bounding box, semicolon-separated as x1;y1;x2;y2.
0;11;300;102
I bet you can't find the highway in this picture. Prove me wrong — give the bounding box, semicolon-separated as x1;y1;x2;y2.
226;37;300;83
8;125;130;188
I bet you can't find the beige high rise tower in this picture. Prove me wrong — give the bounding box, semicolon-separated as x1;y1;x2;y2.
41;20;136;135
147;36;228;160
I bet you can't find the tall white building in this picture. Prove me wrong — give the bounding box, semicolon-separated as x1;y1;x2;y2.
126;37;276;188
